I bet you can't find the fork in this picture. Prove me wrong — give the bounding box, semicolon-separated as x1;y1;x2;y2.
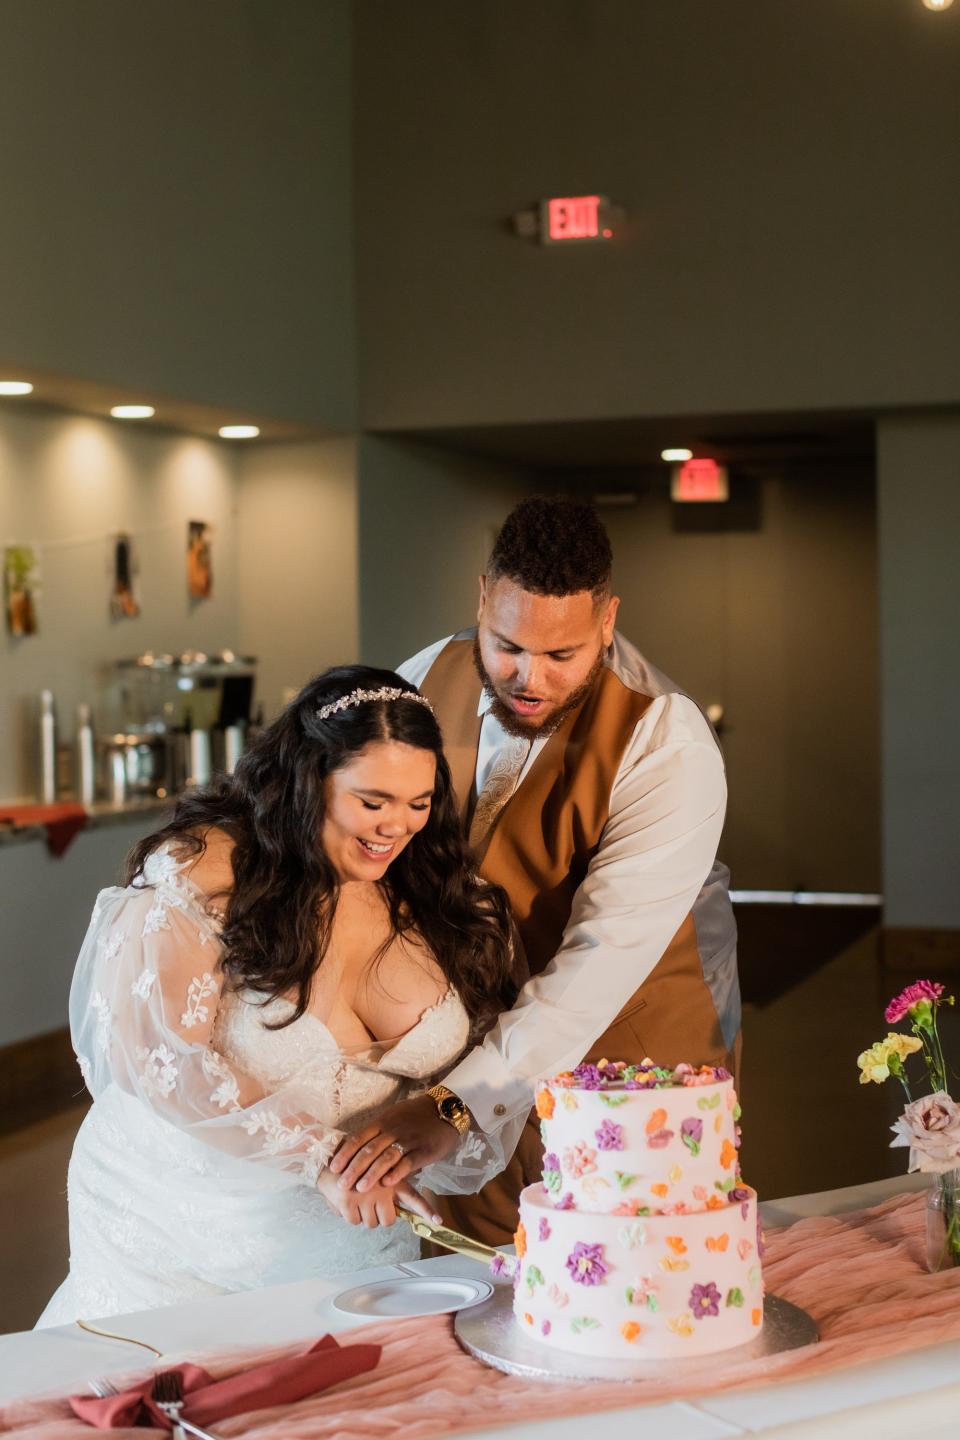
89;1372;220;1439
150;1371;223;1440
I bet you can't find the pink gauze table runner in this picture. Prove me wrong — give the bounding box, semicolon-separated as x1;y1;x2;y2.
3;1190;960;1439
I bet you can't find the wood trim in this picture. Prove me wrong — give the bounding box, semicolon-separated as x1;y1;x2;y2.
0;1027;87;1136
881;927;960;977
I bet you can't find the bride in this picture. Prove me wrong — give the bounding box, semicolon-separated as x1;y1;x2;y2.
38;667;521;1325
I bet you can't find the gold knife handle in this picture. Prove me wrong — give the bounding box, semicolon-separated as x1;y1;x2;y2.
396;1206;502;1266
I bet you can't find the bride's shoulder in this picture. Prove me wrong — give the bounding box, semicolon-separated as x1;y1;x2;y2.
178;827;236;903
137;827;235;910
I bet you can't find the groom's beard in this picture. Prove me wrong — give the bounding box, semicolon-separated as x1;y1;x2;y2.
472;637;605;739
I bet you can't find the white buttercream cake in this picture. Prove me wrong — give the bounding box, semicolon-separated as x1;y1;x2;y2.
511;1059;764;1360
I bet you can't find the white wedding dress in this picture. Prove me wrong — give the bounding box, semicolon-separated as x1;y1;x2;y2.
38;847;513;1326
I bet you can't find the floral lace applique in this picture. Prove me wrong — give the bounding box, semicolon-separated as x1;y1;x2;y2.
181;973;216;1029
99;929;126;965
201;1049;241;1110
241;1109;306;1156
91;992;112;1052
302;1131;342;1184
131;969;157;1000
136;1043;179;1098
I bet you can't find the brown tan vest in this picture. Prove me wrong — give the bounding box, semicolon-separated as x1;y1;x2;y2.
420;633;728;1069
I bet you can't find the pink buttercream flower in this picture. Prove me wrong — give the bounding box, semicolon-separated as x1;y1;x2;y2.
885;980;946;1025
563;1141;598;1177
891;1091;960;1173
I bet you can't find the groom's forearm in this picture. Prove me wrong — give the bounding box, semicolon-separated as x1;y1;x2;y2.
445;732;727;1133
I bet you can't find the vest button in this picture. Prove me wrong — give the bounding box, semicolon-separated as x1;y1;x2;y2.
493;1103;506;1116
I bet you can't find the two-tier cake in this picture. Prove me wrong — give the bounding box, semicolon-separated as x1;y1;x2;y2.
511;1059;764;1360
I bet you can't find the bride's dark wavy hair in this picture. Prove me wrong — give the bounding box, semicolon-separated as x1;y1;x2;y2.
125;665;518;1044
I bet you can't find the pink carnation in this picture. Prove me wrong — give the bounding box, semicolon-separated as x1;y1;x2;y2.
885;980;945;1024
890;1091;960;1173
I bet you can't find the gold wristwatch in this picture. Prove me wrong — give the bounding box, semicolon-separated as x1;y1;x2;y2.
426;1083;472;1136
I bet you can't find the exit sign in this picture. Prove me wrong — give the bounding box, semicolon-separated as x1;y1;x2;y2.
671;458;730;503
540;195;613;244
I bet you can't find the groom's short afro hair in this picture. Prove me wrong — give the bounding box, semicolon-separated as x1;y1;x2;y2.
487;496;612;600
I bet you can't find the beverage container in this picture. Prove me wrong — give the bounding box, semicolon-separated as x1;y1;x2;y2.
75;703;96;805
38;690;58;803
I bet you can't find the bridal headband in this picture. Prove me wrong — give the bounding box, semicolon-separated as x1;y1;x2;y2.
316;686;435;722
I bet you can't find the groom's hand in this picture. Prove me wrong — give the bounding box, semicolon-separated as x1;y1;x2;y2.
331;1095;460;1193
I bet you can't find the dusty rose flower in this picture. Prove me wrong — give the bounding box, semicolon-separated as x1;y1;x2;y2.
890;1091;960;1173
885;980;945;1025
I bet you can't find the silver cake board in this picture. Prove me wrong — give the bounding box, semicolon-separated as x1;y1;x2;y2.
455;1285;817;1384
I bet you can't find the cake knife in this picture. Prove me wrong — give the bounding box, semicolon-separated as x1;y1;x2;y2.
396;1207;503;1267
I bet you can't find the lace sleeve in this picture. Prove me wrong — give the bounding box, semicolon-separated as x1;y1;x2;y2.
418;915;529;1196
69;877;344;1186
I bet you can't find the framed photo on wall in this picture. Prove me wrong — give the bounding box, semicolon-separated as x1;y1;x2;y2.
4;544;40;637
187;520;213;600
110;531;141;619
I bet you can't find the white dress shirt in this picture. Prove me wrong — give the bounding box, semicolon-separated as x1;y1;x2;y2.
398;632;738;1137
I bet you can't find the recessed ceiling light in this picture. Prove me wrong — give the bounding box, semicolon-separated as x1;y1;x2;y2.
922;0;954;10
661;447;693;463
0;380;34;396
218;425;260;439
110;405;155;419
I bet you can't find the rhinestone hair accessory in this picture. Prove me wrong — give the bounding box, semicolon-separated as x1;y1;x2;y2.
316;686;435;722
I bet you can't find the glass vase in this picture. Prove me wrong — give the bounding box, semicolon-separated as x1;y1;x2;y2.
925;1170;960;1272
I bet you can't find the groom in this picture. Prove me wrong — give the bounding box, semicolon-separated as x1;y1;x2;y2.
332;496;739;1244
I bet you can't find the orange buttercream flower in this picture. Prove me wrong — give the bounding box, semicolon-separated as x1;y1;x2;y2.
720;1139;737;1169
535;1087;556;1120
646;1108;668;1135
620;1321;642;1342
514;1222;527;1259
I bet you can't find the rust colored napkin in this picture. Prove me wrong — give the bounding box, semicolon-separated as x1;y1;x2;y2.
68;1334;381;1430
0;802;88;856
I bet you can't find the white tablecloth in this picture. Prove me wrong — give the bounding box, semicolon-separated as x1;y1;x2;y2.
2;1172;957;1439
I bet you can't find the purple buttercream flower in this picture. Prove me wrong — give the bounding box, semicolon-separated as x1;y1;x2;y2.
541;1319;551;1336
715;1067;731;1080
543;1152;560;1174
572;1063;604;1090
680;1118;703;1155
690;1282;722;1319
595;1119;625;1151
729;1186;750;1204
490;1252;516;1281
565;1241;608;1286
538;1217;552;1241
555;1191;576;1210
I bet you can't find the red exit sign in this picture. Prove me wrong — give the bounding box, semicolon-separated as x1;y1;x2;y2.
671;458;730;503
540;194;613;244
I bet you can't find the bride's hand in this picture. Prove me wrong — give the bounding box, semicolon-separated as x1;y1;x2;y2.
315;1168;441;1229
330;1095;461;1194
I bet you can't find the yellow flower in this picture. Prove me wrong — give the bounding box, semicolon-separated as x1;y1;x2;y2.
857;1033;922;1085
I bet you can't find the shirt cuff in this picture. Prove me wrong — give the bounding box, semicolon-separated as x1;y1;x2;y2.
443;1042;535;1135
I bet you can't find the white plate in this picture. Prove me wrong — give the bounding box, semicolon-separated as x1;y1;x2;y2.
332;1275;494;1318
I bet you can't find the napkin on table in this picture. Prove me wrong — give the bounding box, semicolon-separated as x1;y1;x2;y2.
69;1333;381;1430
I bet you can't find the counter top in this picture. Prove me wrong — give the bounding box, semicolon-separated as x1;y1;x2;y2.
0;797;172;849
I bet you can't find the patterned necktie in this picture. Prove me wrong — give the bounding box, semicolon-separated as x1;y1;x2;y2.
468;733;532;850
